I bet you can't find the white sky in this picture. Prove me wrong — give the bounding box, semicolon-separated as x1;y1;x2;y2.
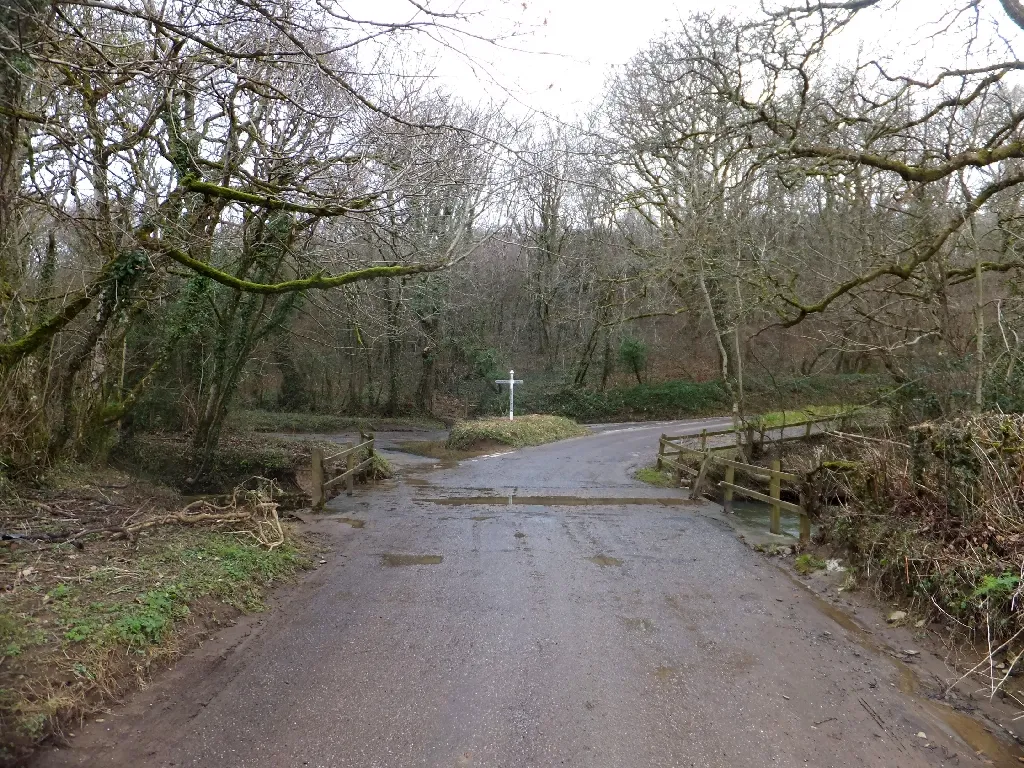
439;0;727;117
348;0;1024;119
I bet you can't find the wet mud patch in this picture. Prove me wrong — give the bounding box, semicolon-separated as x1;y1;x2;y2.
514;531;526;539
654;665;679;682
622;617;655;632
381;554;444;567
589;555;623;567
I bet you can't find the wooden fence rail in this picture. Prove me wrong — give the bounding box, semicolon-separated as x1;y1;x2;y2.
657;437;811;544
310;431;376;509
658;411;852;470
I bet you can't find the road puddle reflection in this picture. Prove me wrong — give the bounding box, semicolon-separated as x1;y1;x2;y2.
588;555;623;567
381;554;443;567
425;496;696;507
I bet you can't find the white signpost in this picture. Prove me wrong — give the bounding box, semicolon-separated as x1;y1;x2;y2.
495;369;524;421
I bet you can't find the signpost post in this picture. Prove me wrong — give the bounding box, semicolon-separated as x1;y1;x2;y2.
495;369;524;421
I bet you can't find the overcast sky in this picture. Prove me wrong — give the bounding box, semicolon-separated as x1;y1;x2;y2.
350;0;1024;118
442;0;726;117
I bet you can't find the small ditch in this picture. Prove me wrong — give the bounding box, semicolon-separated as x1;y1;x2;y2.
783;570;1024;767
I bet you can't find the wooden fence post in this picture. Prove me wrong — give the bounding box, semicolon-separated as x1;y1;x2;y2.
311;448;325;510
367;431;376;485
769;459;782;535
805;421;812;440
799;490;810;545
723;463;735;513
699;429;707;452
690;451;710;500
657;434;667;470
346;452;355;496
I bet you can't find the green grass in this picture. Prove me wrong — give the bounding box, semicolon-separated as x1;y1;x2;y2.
23;533;307;650
446;415;590;450
0;530;310;758
751;405;853;430
635;466;678;488
794;554;827;575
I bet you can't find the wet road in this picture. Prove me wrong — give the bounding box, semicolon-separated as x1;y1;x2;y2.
38;419;997;768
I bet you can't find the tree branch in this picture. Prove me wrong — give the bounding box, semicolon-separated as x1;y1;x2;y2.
183;179;375;216
1000;0;1024;30
153;243;454;294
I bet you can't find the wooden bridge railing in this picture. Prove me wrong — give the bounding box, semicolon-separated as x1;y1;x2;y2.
310;431;375;509
657;426;815;543
657;411;852;467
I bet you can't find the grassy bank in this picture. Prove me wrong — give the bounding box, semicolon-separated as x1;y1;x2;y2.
446;415;589;451
635;466;678;488
227;409;446;434
752;404;853;429
816;415;1024;642
112;433;340;494
0;471;313;762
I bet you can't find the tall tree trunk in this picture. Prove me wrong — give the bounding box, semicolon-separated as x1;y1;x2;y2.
573;322;601;387
600;330;613;391
975;244;985;411
415;314;439;413
0;1;49;337
696;266;743;452
385;278;402;416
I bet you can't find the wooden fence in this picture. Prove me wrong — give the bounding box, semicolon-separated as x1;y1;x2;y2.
310;431;376;509
657;411;851;467
654;413;842;544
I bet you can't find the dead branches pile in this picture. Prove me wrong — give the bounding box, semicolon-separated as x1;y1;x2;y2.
3;478;288;550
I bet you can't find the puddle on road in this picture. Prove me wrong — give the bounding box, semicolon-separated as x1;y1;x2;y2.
427;496;696;507
622;617;655;632
404;477;434;487
654;665;678;681
381;554;444;567
589;555;623;567
783;570;1024;767
337;517;365;528
514;531;526;539
470;515;494;522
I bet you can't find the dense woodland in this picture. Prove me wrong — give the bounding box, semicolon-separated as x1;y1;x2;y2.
3;0;1024;480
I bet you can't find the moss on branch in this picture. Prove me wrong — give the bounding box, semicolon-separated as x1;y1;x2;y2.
183;178;374;217
158;244;448;294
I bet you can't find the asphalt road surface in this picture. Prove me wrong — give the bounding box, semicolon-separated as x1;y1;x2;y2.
36;419;1013;768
